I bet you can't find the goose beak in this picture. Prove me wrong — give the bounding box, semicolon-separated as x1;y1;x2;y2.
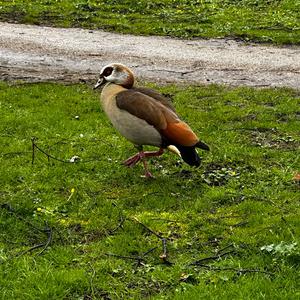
167;145;181;157
93;77;106;90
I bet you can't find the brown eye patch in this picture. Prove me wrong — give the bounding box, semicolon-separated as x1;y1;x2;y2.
101;66;113;77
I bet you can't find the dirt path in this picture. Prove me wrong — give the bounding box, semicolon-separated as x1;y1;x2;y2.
0;22;299;89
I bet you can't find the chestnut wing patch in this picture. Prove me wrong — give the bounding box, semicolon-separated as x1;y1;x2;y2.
162;121;199;147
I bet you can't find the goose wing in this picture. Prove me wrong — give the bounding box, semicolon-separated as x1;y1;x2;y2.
116;90;199;147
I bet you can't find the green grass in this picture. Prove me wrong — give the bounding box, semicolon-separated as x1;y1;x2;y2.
0;80;299;299
0;0;300;44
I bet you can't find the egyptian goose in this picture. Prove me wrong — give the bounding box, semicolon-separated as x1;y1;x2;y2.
94;63;209;177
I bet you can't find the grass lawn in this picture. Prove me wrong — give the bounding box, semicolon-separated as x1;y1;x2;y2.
0;0;299;44
0;80;299;299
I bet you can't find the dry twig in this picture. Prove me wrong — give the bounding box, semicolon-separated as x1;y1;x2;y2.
31;137;72;164
31;136;103;164
1;204;53;257
190;244;236;266
194;264;273;276
105;247;158;266
132;217;172;264
108;215;126;235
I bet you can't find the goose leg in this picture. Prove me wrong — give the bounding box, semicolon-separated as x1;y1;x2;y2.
141;148;164;178
123;152;143;167
123;148;164;177
143;147;164;158
141;158;154;178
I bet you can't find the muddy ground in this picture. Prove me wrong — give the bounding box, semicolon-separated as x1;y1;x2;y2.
0;22;299;89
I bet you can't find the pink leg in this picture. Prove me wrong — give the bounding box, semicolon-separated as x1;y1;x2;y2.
123;148;164;177
142;159;154;178
123;152;143;167
143;148;164;158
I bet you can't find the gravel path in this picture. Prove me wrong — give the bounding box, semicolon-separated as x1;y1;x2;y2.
0;22;299;89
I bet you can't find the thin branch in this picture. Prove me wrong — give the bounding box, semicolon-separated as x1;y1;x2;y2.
281;216;296;240
37;225;53;256
107;218;172;265
149;218;178;223
15;226;53;257
108;215;125;235
31;136;103;164
31;137;73;164
105;246;158;267
1;151;31;158
1;204;53;257
1;203;45;233
231;221;249;227
132;217;163;239
190;244;236;266
16;243;46;257
159;238;173;264
217;243;235;253
105;253;145;264
218;214;246;219
195;264;273;276
190;250;236;265
88;262;96;299
142;247;158;257
132;217;172;264
31;137;36;164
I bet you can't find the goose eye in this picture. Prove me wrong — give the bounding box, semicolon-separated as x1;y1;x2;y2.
102;66;113;77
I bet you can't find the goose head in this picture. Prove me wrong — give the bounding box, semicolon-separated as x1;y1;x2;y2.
94;63;134;90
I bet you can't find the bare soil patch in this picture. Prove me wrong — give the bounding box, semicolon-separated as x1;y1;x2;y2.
0;22;299;88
